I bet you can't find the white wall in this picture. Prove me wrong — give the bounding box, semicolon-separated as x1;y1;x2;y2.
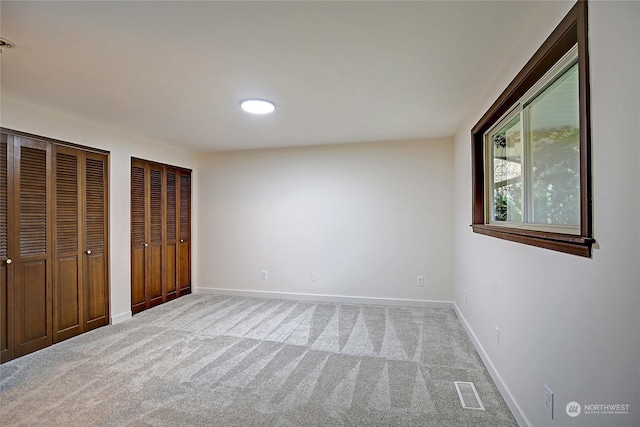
452;2;640;427
197;139;453;304
1;97;199;321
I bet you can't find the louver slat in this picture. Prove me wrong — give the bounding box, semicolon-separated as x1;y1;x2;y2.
85;158;105;250
150;169;162;244
20;147;47;257
55;153;78;253
131;166;145;245
180;174;190;240
166;172;176;241
0;140;7;259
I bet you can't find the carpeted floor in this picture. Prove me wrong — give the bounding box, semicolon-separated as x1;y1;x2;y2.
0;294;517;426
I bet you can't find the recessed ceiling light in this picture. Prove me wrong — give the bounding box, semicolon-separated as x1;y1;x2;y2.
240;99;276;115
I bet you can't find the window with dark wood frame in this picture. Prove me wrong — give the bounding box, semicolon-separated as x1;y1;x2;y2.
471;1;593;257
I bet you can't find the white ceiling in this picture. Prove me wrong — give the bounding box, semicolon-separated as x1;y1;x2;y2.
0;1;572;152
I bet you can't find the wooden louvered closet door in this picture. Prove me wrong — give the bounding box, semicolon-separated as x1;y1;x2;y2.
178;171;191;296
83;152;109;330
147;165;164;308
131;161;147;314
53;148;109;340
131;160;165;312
0;134;14;363
165;169;178;301
14;137;52;357
131;159;190;314
52;146;83;342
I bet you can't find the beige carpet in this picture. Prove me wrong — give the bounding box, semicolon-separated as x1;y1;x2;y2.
0;294;517;426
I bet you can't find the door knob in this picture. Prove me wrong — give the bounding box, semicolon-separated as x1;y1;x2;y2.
4;258;11;265
180;239;184;243
143;243;148;247
86;250;92;255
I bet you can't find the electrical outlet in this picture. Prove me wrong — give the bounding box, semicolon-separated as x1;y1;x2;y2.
544;385;554;419
495;327;500;346
417;276;425;286
261;270;268;280
311;273;317;282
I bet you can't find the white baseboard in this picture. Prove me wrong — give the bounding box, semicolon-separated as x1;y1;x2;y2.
194;286;453;309
454;302;529;427
111;311;132;325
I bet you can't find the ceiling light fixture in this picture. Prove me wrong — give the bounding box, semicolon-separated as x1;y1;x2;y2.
0;37;15;53
240;99;276;115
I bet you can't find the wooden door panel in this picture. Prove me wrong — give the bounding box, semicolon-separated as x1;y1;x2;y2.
0;264;6;352
131;247;146;313
85;253;107;329
178;242;191;295
148;245;163;306
0;263;10;362
55;256;80;341
15;260;51;355
166;243;176;298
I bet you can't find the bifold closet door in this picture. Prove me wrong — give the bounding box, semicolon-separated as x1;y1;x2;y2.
52;148;109;341
13;137;52;358
131;160;165;313
52;146;83;342
131;162;147;314
147;165;164;307
83;152;109;331
165;169;178;301
53;148;109;340
0;134;14;363
178;172;191;296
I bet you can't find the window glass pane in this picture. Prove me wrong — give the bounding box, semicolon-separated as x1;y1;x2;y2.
526;63;579;226
491;114;522;222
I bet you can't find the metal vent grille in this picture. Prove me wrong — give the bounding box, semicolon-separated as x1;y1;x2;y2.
454;381;485;410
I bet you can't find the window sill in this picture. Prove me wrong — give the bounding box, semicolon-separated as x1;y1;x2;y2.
471;224;594;257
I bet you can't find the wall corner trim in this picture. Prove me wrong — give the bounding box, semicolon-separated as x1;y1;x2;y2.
111;311;132;325
195;286;453;309
454;302;530;427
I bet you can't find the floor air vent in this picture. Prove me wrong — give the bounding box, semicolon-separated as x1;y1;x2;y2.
454;381;485;410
